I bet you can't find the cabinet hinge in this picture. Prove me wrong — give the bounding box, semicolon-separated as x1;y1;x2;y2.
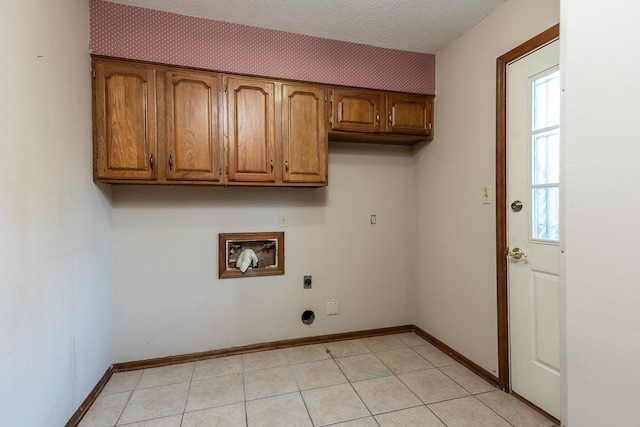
218;167;222;175
429;122;432;130
91;69;96;79
329;115;333;125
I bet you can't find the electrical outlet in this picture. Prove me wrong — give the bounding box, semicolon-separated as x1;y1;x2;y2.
304;275;312;289
370;214;377;225
279;213;288;227
326;301;340;316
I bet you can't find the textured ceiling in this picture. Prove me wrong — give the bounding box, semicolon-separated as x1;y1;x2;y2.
102;0;506;54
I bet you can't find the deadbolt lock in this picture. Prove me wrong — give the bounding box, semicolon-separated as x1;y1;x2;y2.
511;200;523;212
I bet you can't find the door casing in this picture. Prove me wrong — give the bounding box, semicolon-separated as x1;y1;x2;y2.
495;24;560;392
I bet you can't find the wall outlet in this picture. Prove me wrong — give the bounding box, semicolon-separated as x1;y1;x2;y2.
370;214;377;225
279;213;288;227
326;301;340;316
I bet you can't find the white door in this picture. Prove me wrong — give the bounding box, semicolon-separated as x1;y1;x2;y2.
507;39;560;419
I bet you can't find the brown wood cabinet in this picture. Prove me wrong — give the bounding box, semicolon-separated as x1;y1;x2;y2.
331;89;384;133
165;70;223;182
93;60;157;180
92;56;433;186
225;77;277;183
386;93;433;137
329;88;434;143
281;83;327;184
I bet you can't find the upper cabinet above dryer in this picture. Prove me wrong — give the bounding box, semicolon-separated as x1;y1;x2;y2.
329;88;434;144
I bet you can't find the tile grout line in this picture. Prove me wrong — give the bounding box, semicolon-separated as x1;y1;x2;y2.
112;369;144;426
178;363;196;426
284;346;319;426
384;349;451;427
240;354;248;427
325;344;376;425
283;347;316;427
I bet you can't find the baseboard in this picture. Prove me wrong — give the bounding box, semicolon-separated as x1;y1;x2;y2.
511;391;561;425
412;325;501;388
113;324;414;372
65;365;114;427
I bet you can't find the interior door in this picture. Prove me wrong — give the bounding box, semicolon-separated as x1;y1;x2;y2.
507;39;560;419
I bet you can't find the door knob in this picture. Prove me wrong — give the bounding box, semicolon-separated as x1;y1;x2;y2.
507;247;527;260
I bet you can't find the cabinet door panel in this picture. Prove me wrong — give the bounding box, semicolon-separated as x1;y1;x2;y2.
332;89;383;133
227;78;276;182
386;94;433;136
282;84;327;184
166;71;222;181
95;61;156;179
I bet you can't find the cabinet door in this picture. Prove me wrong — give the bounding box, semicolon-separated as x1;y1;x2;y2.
165;71;222;181
226;78;276;182
94;60;156;179
331;89;383;133
386;93;433;136
282;84;328;184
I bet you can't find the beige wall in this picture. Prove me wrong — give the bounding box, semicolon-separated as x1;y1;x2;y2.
112;143;414;362
412;0;559;375
561;0;640;424
0;0;113;425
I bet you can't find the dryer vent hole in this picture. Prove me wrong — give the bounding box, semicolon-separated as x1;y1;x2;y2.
301;310;315;325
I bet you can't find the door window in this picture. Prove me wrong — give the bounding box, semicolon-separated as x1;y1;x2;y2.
531;69;560;241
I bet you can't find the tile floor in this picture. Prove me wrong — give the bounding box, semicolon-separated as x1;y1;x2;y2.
78;333;557;427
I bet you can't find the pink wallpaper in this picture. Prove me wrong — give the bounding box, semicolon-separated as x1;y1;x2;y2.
89;0;435;95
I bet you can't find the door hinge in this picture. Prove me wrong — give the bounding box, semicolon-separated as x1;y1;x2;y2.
91;69;96;79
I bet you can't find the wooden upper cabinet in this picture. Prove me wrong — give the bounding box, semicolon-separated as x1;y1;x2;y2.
165;70;222;182
331;89;383;133
94;60;156;180
226;77;276;183
386;93;433;136
281;84;328;184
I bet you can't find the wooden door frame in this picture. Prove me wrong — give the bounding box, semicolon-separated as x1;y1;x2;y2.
495;24;559;391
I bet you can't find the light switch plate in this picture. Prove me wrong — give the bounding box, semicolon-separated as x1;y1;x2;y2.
279;213;288;227
482;186;492;204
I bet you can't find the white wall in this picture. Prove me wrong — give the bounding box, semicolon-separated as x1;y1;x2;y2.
412;0;559;375
112;143;414;362
0;1;113;425
561;1;640;424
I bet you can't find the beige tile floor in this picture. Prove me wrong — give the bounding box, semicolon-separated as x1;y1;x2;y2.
78;333;558;427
